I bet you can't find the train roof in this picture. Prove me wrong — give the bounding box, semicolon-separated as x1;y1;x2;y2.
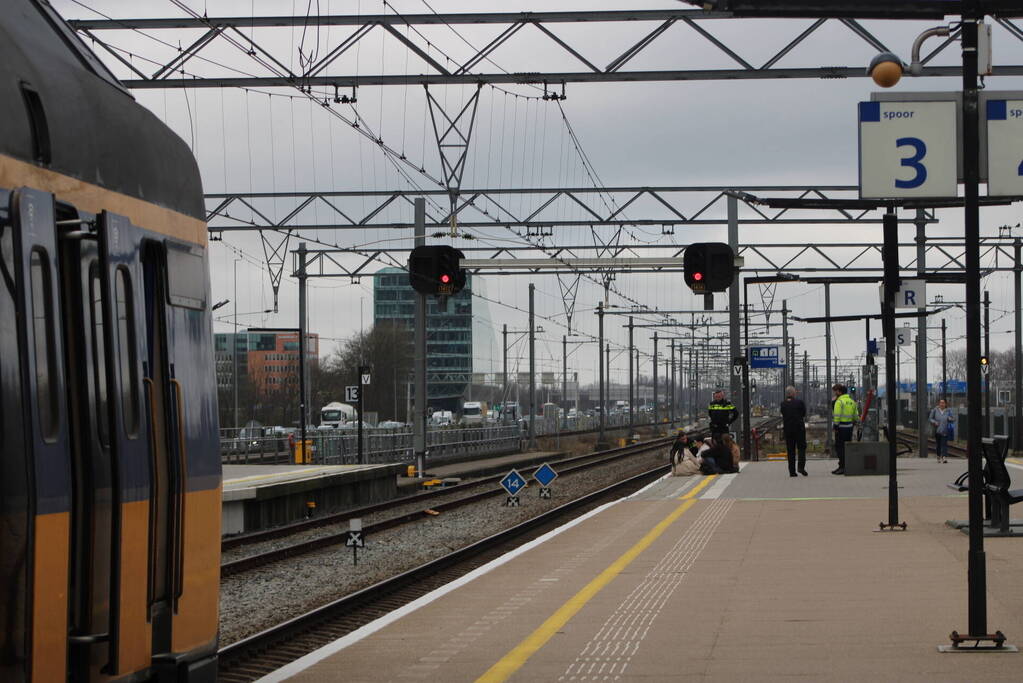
0;1;204;222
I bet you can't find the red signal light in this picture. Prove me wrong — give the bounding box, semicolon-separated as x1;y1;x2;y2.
440;273;451;284
693;272;703;282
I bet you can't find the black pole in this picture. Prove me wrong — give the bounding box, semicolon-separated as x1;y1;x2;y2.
653;332;659;429
1015;239;1022;454
961;7;988;640
984;289;991;437
742;293;752;460
606;343;611;416
357;364;367;465
597;301;607;448
628;317;635;436
297;242;308;461
881;210;903;530
942;317;948;402
502;324;508;423
562;334;567;412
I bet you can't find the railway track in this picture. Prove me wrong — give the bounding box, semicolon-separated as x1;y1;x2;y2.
216;461;675;682
216;420;775;681
895;428;967;458
220;429;698;577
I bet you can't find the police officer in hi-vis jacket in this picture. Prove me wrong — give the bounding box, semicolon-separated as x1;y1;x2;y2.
831;383;858;475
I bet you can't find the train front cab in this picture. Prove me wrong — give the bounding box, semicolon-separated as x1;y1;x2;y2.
0;185;220;682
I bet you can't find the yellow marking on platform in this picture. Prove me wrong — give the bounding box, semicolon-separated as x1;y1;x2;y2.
224;466;340;485
475;475;717;682
1008;458;1023;466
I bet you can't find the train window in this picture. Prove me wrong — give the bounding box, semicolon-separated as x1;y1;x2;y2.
89;264;110;447
115;267;139;438
29;248;58;441
166;244;206;309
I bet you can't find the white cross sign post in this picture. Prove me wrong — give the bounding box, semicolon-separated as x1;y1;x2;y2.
346;518;365;565
859;100;958;199
986;99;1023;196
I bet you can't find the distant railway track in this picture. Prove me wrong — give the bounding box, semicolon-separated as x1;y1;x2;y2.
220;431;687;577
895;428;967;458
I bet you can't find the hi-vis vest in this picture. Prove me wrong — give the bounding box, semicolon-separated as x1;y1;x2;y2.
833;394;858;425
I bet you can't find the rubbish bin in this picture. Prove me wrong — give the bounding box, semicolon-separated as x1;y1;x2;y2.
293;439;314;464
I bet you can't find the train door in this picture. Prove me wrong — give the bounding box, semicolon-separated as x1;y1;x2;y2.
96;210;186;676
4;187;73;682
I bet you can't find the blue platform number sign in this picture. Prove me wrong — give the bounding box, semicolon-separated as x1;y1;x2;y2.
749;345;785;369
987;100;1023;196
500;469;527;506
859;100;957;199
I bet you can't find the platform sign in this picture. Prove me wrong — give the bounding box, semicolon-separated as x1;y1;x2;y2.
986;100;1023;196
345;385;360;402
500;469;527;506
361;373;371;385
859;100;958;199
749;345;785;369
885;279;927;308
732;357;745;376
895;326;914;346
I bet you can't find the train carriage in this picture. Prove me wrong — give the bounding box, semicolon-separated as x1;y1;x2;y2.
1;1;221;680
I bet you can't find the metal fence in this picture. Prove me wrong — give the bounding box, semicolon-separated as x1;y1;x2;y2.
219;413;677;466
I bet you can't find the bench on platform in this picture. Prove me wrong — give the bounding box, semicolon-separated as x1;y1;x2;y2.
984;436;1023;534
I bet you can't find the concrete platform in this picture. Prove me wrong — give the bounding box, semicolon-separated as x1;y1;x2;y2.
268;458;1023;682
222;463;403;535
397;450;569;491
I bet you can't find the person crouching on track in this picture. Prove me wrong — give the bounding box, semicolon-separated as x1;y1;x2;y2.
780;385;808;477
708;389;739;440
831;383;858;475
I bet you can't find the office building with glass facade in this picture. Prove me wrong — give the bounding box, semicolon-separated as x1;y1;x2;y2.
372;267;472;411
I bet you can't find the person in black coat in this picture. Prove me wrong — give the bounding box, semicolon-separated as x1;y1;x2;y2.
780;385;808;477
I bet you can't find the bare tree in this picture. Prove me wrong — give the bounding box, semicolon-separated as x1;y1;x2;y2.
317;322;414;422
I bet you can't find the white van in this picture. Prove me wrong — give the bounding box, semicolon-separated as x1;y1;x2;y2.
462;401;488;425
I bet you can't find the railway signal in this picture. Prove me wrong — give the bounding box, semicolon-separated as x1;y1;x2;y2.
408;245;466;296
683;242;736;293
981;356;991;375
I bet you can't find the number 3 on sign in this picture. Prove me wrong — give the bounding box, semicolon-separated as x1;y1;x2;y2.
895;137;927;189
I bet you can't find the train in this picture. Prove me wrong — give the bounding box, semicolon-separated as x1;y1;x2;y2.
1;2;220;681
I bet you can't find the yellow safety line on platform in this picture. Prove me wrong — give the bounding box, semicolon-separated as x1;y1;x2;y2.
475;474;718;683
224;466;339;485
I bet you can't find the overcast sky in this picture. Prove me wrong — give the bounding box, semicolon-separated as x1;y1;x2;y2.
56;1;1023;392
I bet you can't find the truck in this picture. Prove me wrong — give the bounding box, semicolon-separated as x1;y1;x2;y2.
461;401;488;425
320;401;357;428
